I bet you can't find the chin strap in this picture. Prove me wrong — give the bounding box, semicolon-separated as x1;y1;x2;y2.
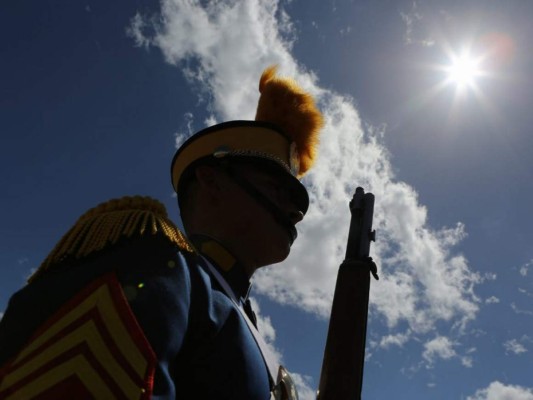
223;166;298;245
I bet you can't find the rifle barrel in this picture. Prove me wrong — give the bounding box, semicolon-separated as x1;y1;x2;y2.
317;187;375;400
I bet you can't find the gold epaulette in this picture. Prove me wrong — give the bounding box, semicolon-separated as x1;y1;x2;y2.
29;196;193;283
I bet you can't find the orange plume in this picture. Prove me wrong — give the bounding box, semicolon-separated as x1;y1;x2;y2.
255;66;324;177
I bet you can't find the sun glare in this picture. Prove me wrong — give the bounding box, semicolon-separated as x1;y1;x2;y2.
444;51;482;89
420;35;513;119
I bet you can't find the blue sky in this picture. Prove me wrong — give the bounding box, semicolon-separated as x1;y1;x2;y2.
2;1;533;399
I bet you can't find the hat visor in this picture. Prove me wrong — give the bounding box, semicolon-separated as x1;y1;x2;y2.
229;157;310;215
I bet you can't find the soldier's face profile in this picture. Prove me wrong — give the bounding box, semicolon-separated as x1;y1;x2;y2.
221;164;303;267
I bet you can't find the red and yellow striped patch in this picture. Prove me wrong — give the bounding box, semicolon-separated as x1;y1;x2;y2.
0;274;156;399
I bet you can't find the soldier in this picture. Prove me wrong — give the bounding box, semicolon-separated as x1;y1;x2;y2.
0;66;323;399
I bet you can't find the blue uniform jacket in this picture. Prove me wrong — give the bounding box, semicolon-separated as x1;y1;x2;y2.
0;233;272;399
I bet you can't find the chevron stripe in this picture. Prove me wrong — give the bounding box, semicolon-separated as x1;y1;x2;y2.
0;273;156;400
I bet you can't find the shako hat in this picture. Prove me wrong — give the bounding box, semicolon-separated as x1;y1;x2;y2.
171;66;324;214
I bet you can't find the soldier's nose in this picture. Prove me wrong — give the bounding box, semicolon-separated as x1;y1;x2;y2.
289;210;304;225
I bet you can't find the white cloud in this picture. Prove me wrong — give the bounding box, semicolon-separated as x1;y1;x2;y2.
249;297;283;364
128;0;300;123
129;0;481;357
173;112;195;149
420;335;474;368
461;347;476;368
399;2;435;47
290;373;316;400
461;356;473;368
504;339;527;355
467;381;533;400
127;12;153;49
483;272;497;281
379;331;411;349
422;336;456;367
503;338;528;355
519;259;532;277
511;303;533;316
485;296;500;304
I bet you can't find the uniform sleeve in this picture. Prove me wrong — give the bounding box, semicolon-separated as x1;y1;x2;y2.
115;238;195;399
118;238;272;399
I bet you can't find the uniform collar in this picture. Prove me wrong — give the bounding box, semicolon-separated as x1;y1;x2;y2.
189;234;252;301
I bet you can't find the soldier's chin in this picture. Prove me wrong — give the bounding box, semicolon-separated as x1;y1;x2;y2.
271;229;294;263
288;225;298;245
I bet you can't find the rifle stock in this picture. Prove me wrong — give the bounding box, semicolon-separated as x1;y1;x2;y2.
317;187;376;400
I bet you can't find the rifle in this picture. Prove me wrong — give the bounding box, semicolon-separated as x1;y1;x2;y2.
317;187;377;400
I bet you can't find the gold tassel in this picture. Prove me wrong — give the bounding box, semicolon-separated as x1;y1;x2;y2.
29;196;193;283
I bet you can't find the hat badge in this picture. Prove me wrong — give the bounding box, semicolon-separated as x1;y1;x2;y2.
214;145;231;158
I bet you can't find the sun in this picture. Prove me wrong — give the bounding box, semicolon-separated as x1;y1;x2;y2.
415;35;512;121
444;51;483;90
447;55;480;86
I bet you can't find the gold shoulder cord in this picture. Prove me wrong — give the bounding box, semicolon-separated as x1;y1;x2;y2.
29;196;193;283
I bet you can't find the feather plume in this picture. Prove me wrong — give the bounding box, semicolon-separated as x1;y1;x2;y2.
255;66;324;177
